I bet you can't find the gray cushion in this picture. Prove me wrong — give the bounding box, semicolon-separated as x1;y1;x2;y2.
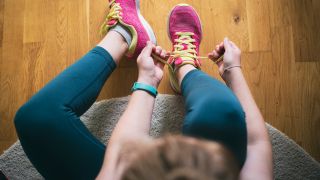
1;95;319;179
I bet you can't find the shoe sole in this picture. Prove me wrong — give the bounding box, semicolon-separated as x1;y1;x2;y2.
136;0;157;45
166;4;203;93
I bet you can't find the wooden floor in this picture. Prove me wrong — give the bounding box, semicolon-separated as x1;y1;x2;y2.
0;0;319;161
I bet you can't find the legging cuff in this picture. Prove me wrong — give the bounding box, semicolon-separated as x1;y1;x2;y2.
92;46;117;70
181;69;200;93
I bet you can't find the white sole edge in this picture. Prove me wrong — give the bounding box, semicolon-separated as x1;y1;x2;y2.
136;0;157;45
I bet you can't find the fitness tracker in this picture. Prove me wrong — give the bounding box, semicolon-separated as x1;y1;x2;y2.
131;82;158;98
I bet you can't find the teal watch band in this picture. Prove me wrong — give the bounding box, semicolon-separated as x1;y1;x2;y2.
131;82;158;97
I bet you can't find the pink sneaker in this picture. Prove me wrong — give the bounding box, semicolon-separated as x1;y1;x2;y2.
167;4;203;93
101;0;157;59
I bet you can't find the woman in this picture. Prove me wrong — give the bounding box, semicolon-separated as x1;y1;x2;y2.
14;2;273;180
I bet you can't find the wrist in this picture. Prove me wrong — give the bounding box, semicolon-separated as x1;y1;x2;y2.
222;67;243;83
137;76;159;88
132;82;158;98
132;89;156;100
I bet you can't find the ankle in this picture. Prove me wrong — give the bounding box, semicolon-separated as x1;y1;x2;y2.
98;31;128;65
110;24;133;46
176;64;197;85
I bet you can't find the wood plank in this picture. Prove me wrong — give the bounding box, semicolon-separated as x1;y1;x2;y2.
23;0;47;94
269;26;296;132
23;42;45;99
268;0;292;28
65;0;90;59
0;0;4;48
0;0;4;82
0;0;25;148
289;0;320;62
241;52;273;120
23;0;46;43
270;25;320;160
246;0;271;52
88;0;107;47
293;62;320;160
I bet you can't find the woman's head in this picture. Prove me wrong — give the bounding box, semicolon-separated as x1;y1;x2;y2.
121;135;239;180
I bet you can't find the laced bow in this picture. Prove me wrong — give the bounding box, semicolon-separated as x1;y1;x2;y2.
100;0;122;34
152;32;223;70
151;32;224;93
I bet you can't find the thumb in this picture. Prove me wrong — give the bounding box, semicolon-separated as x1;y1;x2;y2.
141;41;154;57
224;37;231;52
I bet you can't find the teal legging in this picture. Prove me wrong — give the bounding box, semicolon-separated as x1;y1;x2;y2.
14;47;247;179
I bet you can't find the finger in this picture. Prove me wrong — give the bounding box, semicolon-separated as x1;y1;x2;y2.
224;37;231;52
155;60;165;70
216;60;224;67
209;51;215;58
218;42;225;52
208;51;220;60
216;45;225;55
219;41;224;48
212;51;220;59
155;46;162;55
208;52;214;59
160;49;167;59
141;41;154;57
165;52;171;58
229;40;240;50
215;45;220;52
229;40;236;45
152;46;157;52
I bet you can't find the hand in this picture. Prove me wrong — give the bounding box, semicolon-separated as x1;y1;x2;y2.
137;41;167;88
208;38;242;81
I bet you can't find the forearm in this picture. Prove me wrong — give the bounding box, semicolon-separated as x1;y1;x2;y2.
97;90;155;179
107;90;155;153
224;68;273;179
224;68;269;144
97;41;165;179
211;38;272;178
112;90;155;140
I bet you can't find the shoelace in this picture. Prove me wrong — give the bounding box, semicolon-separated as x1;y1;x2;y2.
152;50;224;93
100;0;122;35
152;32;224;71
168;32;204;69
151;32;224;93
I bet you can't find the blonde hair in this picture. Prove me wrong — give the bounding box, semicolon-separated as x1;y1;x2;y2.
121;135;239;180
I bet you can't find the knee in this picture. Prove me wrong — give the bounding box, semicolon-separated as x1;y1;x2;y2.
14;102;59;138
183;94;246;138
15;103;39;137
183;94;247;166
215;95;246;124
